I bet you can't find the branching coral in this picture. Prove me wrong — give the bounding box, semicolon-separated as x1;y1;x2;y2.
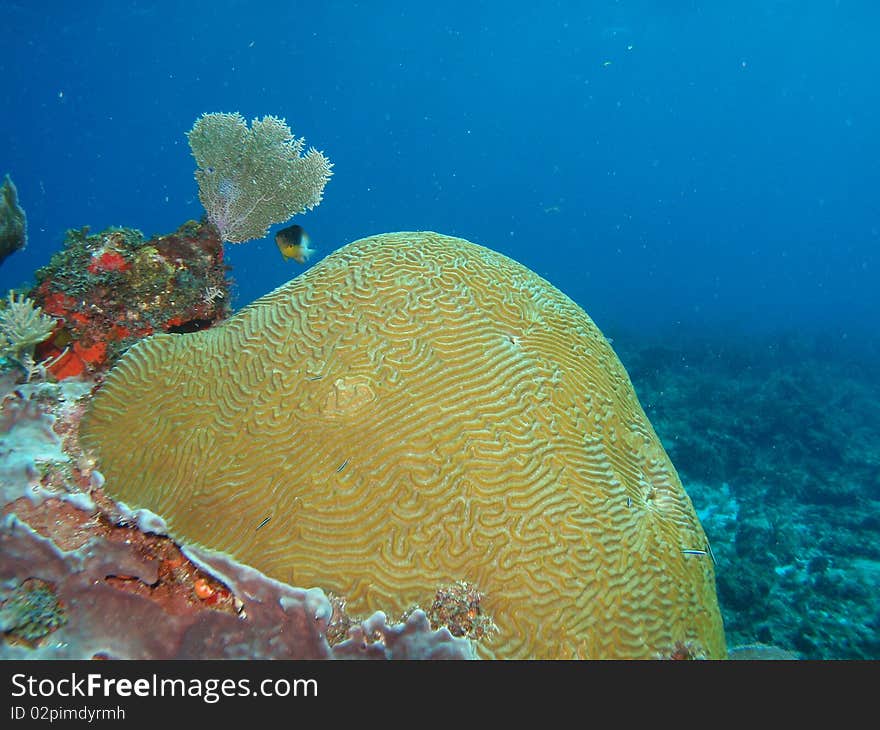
0;292;58;380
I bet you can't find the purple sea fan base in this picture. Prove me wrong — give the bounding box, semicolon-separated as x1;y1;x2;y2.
205;178;243;243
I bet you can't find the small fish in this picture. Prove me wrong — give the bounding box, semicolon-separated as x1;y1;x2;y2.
256;516;271;531
336;458;350;473
683;546;717;566
275;224;315;263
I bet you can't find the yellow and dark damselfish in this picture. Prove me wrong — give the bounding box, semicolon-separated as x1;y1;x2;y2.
81;231;726;659
275;223;314;263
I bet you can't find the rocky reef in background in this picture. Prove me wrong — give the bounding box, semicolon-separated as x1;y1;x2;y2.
618;330;880;659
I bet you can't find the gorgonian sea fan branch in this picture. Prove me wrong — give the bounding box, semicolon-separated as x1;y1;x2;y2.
199;177;242;239
187;113;333;243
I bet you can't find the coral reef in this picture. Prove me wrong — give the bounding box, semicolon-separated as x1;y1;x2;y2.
0;174;27;266
0;578;67;644
188;112;332;243
81;231;725;659
0;379;472;659
28;220;230;379
424;581;497;642
619;331;880;659
0;292;58;380
0;380;87;508
12;219;867;658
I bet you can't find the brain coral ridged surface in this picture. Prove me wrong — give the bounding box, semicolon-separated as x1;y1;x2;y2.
81;231;725;659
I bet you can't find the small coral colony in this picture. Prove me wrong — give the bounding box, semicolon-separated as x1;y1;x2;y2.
1;113;332;383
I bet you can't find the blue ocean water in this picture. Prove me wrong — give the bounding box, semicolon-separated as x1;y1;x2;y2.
2;1;879;658
4;0;877;338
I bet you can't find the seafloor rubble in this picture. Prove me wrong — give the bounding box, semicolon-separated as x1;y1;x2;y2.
618;331;880;660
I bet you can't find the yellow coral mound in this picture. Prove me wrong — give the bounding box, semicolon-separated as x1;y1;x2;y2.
81;231;725;659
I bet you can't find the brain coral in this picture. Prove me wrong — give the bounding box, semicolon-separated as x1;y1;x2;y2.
81;231;726;659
